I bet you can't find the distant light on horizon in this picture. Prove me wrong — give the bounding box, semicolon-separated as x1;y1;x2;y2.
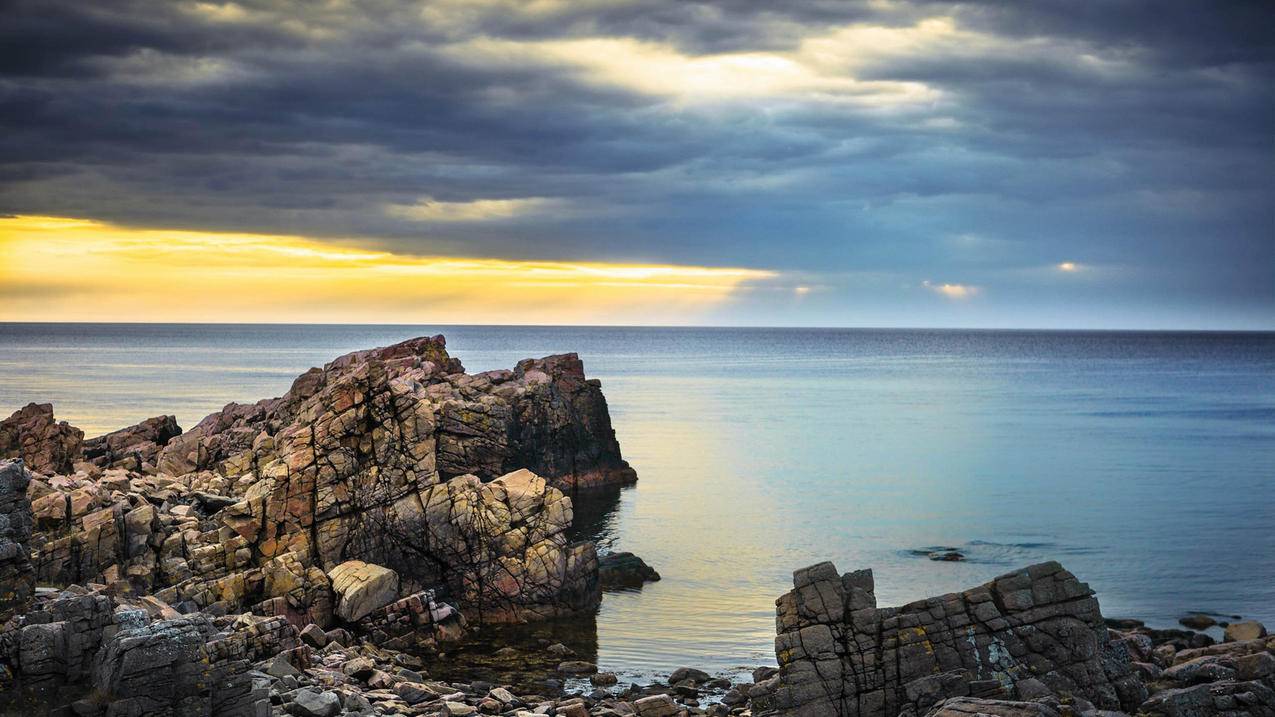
1058;261;1079;272
0;215;775;324
923;280;978;299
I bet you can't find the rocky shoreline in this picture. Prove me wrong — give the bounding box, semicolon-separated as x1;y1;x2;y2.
0;336;1270;716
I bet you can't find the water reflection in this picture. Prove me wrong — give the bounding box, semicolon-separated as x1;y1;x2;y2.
424;611;601;692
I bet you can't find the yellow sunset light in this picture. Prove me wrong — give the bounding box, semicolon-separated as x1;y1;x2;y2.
0;216;775;324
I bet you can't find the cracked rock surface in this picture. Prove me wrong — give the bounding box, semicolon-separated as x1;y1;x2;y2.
754;561;1148;717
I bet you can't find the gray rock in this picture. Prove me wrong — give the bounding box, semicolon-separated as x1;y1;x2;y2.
288;688;342;717
924;697;1061;717
668;666;711;684
756;561;1147;717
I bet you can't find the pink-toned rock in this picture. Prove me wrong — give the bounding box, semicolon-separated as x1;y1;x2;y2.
0;403;83;475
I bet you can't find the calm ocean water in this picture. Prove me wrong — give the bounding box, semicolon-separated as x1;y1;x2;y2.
2;323;1274;681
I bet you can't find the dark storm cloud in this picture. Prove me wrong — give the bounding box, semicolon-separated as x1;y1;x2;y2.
0;0;1271;326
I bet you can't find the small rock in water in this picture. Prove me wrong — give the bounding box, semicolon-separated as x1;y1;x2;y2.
928;550;965;562
557;660;598;674
598;552;662;589
590;672;619;686
1179;613;1217;630
668;666;711;684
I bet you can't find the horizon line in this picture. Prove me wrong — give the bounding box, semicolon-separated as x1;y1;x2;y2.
1;320;1272;334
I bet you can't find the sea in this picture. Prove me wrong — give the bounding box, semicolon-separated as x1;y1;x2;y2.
2;323;1273;683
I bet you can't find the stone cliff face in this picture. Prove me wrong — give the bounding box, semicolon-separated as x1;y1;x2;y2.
754;561;1147;717
0;335;635;629
154;336;635;491
0;461;34;621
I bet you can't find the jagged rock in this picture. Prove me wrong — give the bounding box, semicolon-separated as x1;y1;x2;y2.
5;337;628;628
755;561;1148;717
0;404;83;475
156;336;634;491
82;415;181;471
0;460;34;620
599;552;661;590
328;560;400;622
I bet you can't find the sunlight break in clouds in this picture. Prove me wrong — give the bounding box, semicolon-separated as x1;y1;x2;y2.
923;280;978;299
0;216;774;324
386;197;563;222
1057;262;1080;272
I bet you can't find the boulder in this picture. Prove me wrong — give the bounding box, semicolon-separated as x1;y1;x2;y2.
288;688;342;717
1179;613;1217;630
599;552;661;590
1225;620;1267;642
633;694;680;717
328;560;400;622
755;561;1147;717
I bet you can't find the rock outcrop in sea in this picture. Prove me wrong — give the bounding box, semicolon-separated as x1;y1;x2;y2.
3;336;1272;717
753;560;1275;717
0;336;642;714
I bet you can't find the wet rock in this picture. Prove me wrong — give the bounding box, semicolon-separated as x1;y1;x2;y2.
1225;620;1267;642
756;561;1147;717
928;551;966;562
599;552;662;590
0;404;83;475
557;660;598;674
668;667;711;684
1179;613;1217;630
592;672;619;686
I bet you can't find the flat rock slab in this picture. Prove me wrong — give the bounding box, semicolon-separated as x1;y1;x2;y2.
328;560;400;622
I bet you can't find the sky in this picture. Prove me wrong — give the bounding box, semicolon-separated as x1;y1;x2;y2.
1;0;1272;328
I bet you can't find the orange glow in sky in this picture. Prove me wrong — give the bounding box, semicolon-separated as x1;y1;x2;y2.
0;216;775;324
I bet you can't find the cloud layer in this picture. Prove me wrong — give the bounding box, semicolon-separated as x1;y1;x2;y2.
1;0;1271;327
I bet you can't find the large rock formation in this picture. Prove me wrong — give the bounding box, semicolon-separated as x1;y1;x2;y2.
754;561;1147;717
2;336;630;628
0;403;84;475
0;460;34;620
153;336;635;491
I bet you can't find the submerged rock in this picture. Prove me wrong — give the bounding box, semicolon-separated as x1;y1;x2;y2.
599;551;661;590
1180;613;1217;630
